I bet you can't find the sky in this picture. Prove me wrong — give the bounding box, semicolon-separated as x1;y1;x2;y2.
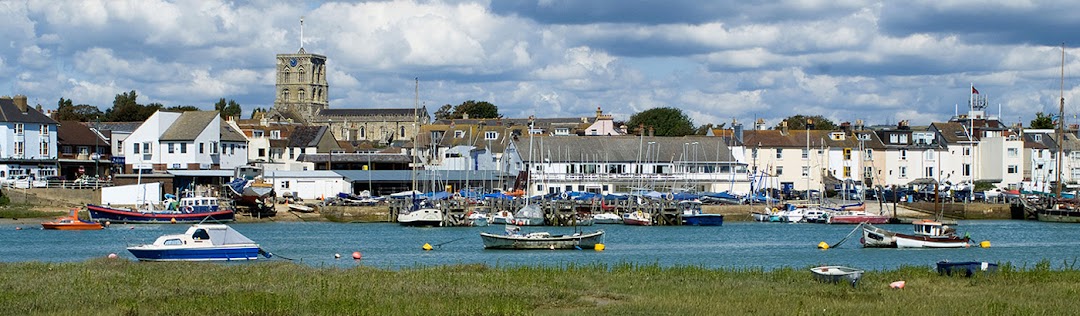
2;0;1080;129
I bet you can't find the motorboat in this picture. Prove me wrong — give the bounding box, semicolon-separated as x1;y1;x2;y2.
810;266;863;288
398;207;443;227
860;223;897;248
679;200;723;226
127;224;269;261
512;204;545;226
466;210;489;227
593;213;622;224
41;210;103;230
894;220;970;248
490;210;514;225
480;227;604;250
622;211;652;226
825;210;890;224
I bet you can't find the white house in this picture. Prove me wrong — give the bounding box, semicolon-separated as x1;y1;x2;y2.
265;170;349;200
124;111;248;173
0;95;59;180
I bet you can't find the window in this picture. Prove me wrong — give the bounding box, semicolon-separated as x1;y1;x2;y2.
289;148;294;159
62;146;72;154
133;143;140;154
1007;165;1018;174
963;164;972;177
537;184;543;191
843;148;852;160
400;126;406;137
889;134;898;143
864;166;872;177
899;166;907;178
258;148;266;157
199;143;205;154
899;134;908;143
14;141;24;156
210;142;219;154
280;181;290;189
1007;148;1019;157
925;166;934;177
802;149;809;159
555;128;570;135
40;141;49;156
253;130;264;138
192;229;210;240
1034;134;1042;142
40;125;49;135
485;131;498;140
15;123;24;135
900;149;907;160
963;147;971;156
143;142;152;154
230;144;235;155
802;166;810;177
180;143;187;154
865;149;872;159
776;166;784;176
168;143;175;154
270;130;281;139
281;89;289;101
776;148;782;159
924;150;934;160
359;127;365;138
843;166;851;177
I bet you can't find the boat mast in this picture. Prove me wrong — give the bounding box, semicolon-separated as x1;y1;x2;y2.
1056;43;1066;199
412;78;419;194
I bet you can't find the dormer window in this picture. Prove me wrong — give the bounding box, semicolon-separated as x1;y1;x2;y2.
485;131;498;140
1034;134;1042;142
555;128;570;135
830;132;844;141
454;130;465;138
270;130;281;139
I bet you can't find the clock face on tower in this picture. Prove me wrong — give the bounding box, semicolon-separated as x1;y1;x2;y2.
289;58;298;67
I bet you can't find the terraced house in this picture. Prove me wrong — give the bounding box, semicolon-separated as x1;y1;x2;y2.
0;95;58;181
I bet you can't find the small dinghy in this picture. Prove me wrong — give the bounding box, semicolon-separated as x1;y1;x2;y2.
810;266;864;288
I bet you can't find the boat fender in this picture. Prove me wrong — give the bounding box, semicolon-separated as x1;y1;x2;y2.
665;193;674;201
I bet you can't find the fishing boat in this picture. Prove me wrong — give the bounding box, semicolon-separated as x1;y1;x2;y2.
479;227;604;250
41;210;103;230
622;211;652;226
825;210;890;224
679;200;724;226
127;224;269;261
936;261;999;277
860;223;897;248
593;213;622;224
810;266;863;288
512;204;545;226
86;195;235;224
894;220;970;248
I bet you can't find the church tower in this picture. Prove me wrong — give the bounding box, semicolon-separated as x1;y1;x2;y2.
272;18;328;123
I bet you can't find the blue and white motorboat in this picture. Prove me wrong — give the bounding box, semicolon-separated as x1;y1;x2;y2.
127;224;268;261
679;200;724;226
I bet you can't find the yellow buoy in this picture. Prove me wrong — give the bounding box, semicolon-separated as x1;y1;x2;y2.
817;241;829;250
594;243;605;251
422;243;433;251
170;218;176;224
980;240;991;248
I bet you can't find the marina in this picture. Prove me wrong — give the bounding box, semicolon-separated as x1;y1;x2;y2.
4;219;1080;271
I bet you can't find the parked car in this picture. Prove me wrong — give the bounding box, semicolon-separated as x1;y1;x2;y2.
2;174;30;187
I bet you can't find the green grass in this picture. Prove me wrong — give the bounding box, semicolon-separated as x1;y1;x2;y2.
3;260;1080;315
0;204;66;219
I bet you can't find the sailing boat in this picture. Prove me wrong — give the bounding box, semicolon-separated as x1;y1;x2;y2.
513;117;545;226
398;79;444;226
1037;43;1080;223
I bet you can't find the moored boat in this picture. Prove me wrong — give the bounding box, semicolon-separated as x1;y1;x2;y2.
41;210;103;230
810;265;863;287
127;224;269;261
479;228;604;250
490;210;515;225
87;196;235;224
679;200;723;226
466;211;490;227
622;211;652;226
593;212;622;224
894;220;970;248
825;210;890;224
512;204;545;226
936;261;999;277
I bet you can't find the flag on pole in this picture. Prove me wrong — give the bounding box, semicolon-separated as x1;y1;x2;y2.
972;86;979;94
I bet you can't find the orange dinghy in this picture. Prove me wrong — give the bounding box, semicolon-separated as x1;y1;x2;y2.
41;210;104;230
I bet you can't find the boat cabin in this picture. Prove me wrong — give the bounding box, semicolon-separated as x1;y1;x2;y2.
178;197;221;213
911;220;954;237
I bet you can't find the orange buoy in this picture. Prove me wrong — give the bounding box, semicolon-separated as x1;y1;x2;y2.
890;280;906;289
108;253;118;259
351;251;362;260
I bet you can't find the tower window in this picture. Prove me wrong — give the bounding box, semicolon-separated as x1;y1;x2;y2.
298;89;306;102
282;90;290;102
298;67;305;83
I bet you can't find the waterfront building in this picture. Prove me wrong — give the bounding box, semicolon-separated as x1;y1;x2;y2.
122;111;248;174
56;121;111;179
0;95;59;181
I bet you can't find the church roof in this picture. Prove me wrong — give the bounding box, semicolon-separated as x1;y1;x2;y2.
318;108;419;117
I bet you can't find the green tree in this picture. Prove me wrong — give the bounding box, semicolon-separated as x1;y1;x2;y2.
1031;112;1055;129
55;97;104;121
165;105;201;112
776;114;836;130
214;98;242;119
434;104;454;120
104;90;150;122
626;107;695;136
250;107;268;119
454;100;500;119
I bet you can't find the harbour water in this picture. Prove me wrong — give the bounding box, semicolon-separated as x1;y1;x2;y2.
4;220;1080;271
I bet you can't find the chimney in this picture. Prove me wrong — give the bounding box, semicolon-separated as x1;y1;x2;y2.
855;119;864;130
596;106;603;118
638;123;645;135
733;122;744;145
755;118;765;130
619;125;628;134
840;122;851;132
14;95;28;112
780;120;788;135
648;126;654;137
463;113;470;120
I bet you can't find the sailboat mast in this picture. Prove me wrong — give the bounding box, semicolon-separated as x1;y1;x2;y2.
412;78;418;193
1057;43;1065;198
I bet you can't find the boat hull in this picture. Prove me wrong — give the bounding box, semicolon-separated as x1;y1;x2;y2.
86;204;235;224
127;245;260;261
479;231;604;250
682;214;724;226
512;217;545;226
936;261;999;277
593;214;622;224
810;266;863;287
398;208;443;227
894;234;970;248
827;215;890;224
860;224;897;248
41;223;103;230
1036;209;1080;223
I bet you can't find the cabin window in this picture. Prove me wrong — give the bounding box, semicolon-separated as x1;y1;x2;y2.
163;239;183;246
192;229;210;240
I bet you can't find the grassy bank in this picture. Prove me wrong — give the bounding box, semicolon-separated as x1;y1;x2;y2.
0;204;66;219
2;260;1078;315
